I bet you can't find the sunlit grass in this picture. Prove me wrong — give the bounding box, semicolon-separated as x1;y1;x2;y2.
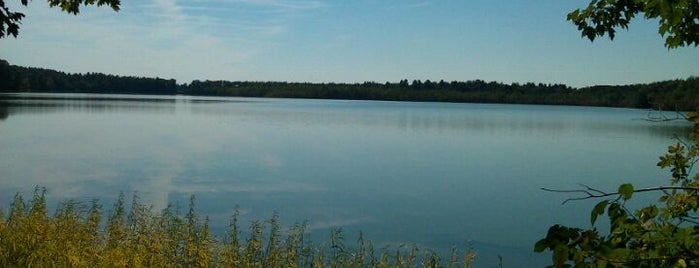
0;187;478;267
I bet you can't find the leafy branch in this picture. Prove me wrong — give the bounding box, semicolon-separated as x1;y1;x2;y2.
0;0;121;38
541;184;699;204
538;112;699;268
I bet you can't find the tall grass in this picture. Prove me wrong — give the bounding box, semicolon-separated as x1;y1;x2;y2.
0;187;477;267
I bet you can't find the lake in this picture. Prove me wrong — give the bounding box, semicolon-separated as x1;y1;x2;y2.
0;93;692;266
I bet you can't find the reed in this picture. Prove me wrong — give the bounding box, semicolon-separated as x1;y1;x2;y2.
0;187;477;267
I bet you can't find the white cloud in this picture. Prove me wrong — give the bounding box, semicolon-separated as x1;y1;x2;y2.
0;0;328;83
221;0;328;10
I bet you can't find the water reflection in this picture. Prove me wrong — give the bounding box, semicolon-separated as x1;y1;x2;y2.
0;93;693;267
188;99;690;139
0;105;7;120
0;93;178;117
4;93;686;138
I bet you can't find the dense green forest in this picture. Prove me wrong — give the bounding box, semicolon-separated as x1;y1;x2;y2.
2;59;697;110
0;60;177;95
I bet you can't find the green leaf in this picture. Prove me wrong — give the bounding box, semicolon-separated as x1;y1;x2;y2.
618;184;634;200
534;239;549;252
638;205;659;221
553;244;569;267
608;248;633;261
591;200;609;225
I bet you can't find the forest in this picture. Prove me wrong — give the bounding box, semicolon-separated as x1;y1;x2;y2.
0;59;177;95
1;59;697;111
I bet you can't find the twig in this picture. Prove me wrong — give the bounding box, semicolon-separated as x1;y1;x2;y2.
541;186;699;204
640;109;688;122
680;217;699;226
578;184;607;195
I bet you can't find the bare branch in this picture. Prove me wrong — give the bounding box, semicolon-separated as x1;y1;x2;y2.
579;184;608;195
541;186;699;204
640;109;688;122
680;217;699;226
661;188;673;196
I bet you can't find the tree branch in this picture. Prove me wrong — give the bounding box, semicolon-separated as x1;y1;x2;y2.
640;109;688;122
541;186;699;204
680;217;699;226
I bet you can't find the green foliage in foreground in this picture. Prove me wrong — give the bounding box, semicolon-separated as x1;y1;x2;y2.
0;0;121;39
567;0;699;49
536;112;699;267
0;191;477;268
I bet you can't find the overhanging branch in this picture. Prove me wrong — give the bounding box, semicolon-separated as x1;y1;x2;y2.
541;185;699;204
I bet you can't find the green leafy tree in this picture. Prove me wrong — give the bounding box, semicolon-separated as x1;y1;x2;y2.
567;0;699;48
0;0;120;38
536;1;699;267
536;120;699;267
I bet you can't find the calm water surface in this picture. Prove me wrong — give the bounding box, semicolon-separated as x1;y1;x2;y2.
0;93;692;266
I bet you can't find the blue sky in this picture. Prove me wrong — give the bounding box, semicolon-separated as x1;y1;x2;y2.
2;0;698;87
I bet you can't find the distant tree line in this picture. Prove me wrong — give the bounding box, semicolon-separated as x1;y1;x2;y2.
0;60;177;95
180;78;699;111
1;59;697;110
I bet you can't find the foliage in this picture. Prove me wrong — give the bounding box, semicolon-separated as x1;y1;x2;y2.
2;60;698;111
535;114;699;267
568;0;699;48
0;188;477;268
0;0;120;38
536;1;699;266
0;60;178;95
